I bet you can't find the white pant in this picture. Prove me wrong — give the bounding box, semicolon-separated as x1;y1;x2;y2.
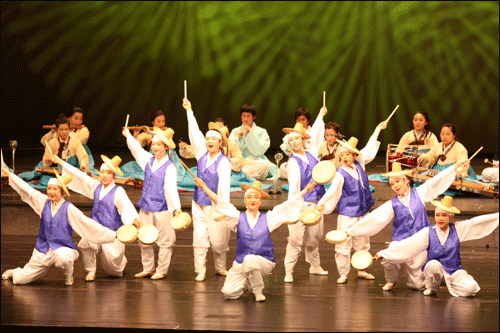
192;202;230;274
279;163;288;180
284;202;324;273
242;160;270;180
78;237;127;277
481;167;499;183
335;215;371;277
423;260;480;297
221;255;275;299
138;209;176;275
9;247;79;285
381;249;427;289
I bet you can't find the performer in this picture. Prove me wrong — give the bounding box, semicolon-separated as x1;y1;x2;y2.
375;196;498;297
51;154;141;282
183;98;232;281
396;111;439;152
42;107;90;146
283;106;329;283
1;168;117;285
228;104;277;180
120;110;187;183
194;177;316;301
317;120;388;284
481;144;499;183
122;125;183;280
345;160;469;290
317;121;342;167
417;123;478;181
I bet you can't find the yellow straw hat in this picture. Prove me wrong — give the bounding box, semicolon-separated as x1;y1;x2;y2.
337;137;362;155
282;123;311;140
382;162;413;178
54;173;72;196
208;122;229;147
431;195;461;214
101;155;124;177
240;180;270;200
153;127;176;148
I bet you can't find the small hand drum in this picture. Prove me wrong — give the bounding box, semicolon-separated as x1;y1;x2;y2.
312;160;336;184
171;212;192;231
283;211;301;225
351;250;374;270
300;208;322;226
137;224;159;245
212;211;225;222
325;230;348;244
116;224;138;244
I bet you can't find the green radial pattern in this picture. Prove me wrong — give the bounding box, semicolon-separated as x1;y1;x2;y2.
1;1;498;151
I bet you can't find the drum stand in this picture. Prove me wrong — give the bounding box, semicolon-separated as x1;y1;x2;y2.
269;152;283;195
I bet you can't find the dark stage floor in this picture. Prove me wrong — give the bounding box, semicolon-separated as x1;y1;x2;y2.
1;149;499;331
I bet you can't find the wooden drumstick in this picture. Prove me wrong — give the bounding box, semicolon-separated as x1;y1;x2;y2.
386;105;399;122
468;146;483;161
125;114;129;130
180;159;196;179
184;80;187;99
45;141;54;156
1;149;4;169
323;91;325;107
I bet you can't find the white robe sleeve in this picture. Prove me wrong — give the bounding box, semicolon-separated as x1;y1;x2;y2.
217;157;231;202
308;116;325;152
113;186;140;225
62;162;99;199
317;172;344;215
186;109;208;160
8;173;48;216
346;200;395;237
455;213;499;242
415;164;457;203
164;163;181;212
267;193;304;232
286;157;302;199
126;131;153;171
215;198;241;233
245;125;270;157
67;204;116;244
376;227;429;263
358;130;381;166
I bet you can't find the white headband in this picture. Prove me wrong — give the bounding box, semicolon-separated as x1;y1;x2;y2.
206;130;222;140
152;135;162;143
288;132;304;139
245;187;262;198
48;178;61;187
435;206;454;217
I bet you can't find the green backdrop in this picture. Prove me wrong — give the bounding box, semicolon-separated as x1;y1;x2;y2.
1;1;498;154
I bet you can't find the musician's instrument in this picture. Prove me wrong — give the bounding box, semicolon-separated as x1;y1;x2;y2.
42;125;85;130
351;250;374;271
171;212;192;231
116;224;138;244
386;144;433;173
325;230;348;244
300;208;322;226
35;167;144;188
312;160;336;184
137;225;159;245
407;169;498;198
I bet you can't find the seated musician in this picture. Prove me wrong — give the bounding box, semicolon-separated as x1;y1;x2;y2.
317;121;342;168
41;107;90;146
396;111;439;152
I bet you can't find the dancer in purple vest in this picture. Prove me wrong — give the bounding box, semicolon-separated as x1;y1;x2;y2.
183;97;232;281
374;196;498;297
50;153;141;282
194;176;316;301
345;160;470;291
123;125;183;280
317;121;387;284
1;168;117;286
283;106;330;283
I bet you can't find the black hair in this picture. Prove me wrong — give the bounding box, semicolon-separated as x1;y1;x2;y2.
150;110;166;124
55;114;70;128
441;123;456;135
240;104;256;117
414;111;432;138
68;107;83;118
214;117;226;126
294;108;311;124
325;121;341;133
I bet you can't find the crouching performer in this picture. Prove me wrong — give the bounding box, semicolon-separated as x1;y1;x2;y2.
1;168;117;285
194;177;316;301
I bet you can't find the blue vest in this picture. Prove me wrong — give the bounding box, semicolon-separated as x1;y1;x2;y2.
290;152;325;202
337;161;375;217
193;152;228;206
137;156;170;212
235;212;275;264
35;200;77;254
424;225;463;274
91;184;122;231
391;189;431;241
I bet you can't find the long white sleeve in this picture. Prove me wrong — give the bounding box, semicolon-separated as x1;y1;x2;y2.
126;131;153;171
244;124;270;157
377;228;429;263
62;162;99;199
8;173;48;216
67;204;116;244
455;213;499;242
266;192;304;232
358;131;381;166
215;198;241;233
114;186;140;225
308;116;325;153
286;157;302;199
415;164;458;202
164;163;181;213
317;172;345;214
217;157;231;202
346;200;395;237
186;109;208;160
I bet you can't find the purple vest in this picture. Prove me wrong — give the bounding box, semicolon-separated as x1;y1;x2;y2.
337;161;375;217
424;225;463;274
290;152;325;202
391;189;431;241
35;200;77;254
91;184;122;231
235;212;274;264
137;156;171;212
193;152;228;206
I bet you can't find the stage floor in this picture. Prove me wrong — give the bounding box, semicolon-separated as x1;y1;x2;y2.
1;150;499;331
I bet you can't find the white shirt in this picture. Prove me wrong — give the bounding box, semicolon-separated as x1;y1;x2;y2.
62;162;139;225
8;173;116;245
126;132;181;213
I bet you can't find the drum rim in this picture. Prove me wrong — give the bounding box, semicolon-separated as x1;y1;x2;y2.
325;230;348;244
138;224;159;244
117;224;138;244
172;212;192;231
300;208;321;225
351;250;373;270
312;160;336;184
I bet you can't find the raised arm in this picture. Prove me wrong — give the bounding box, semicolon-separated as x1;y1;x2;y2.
455;213;499;243
53;155;98;199
5;170;48;216
183;98;207;160
123;128;153;170
375;227;429;263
